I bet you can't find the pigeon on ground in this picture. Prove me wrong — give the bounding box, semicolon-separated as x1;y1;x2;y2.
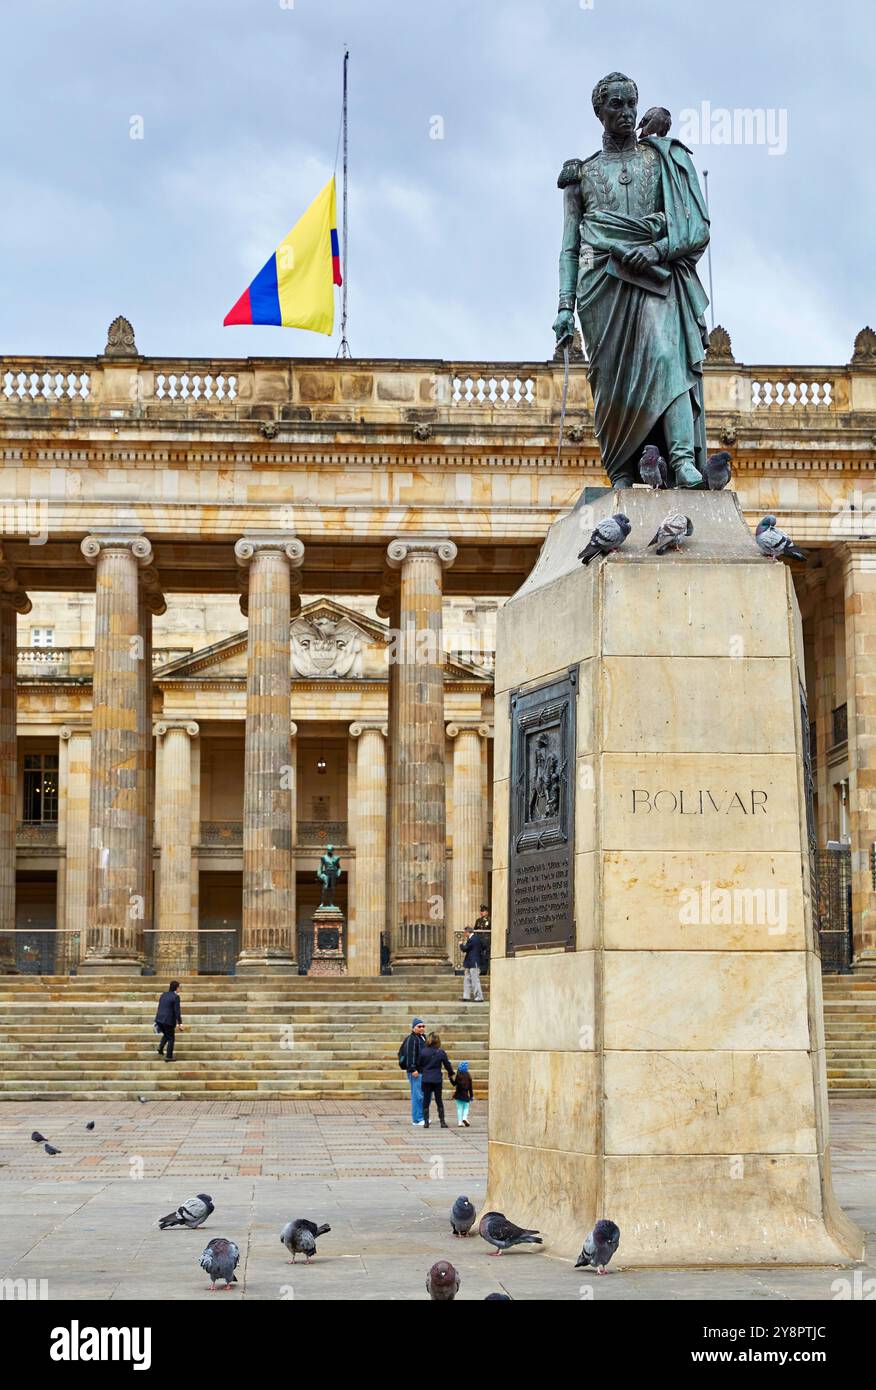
637;444;668;489
427;1260;460;1300
199;1237;239;1291
578;514;632;566
485;1292;513;1300
478;1211;543;1256
648;512;693;555
575;1219;621;1275
451;1195;477;1237
85;1121;95;1131
159;1194;215;1230
44;1143;61;1155
702;450;733;490
638;105;672;138
755;515;807;562
280;1218;331;1264
31;1131;47;1144
137;1096;148;1104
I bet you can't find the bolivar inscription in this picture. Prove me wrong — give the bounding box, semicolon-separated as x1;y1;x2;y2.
508;668;577;953
631;789;769;815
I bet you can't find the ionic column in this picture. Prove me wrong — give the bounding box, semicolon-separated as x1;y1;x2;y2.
234;537;304;973
0;592;29;973
447;722;490;961
842;543;876;961
137;579;164;952
385;538;457;964
57;726;91;973
349;722;387;976
289;720;298;956
79;534;154;974
379;586;400;959
154;721;199;976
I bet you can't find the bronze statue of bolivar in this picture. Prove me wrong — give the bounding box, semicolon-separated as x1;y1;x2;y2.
553;72;711;489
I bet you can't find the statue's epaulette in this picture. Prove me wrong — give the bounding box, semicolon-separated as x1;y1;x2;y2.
557;157;583;189
557;151;603;188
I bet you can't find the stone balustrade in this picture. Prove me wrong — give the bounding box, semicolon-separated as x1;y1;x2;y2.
16;647;191;679
2;355;874;426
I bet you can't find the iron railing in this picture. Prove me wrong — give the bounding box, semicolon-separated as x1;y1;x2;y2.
143;929;239;976
394;920;447;957
297;821;347;844
813;847;854;972
200;821;243;846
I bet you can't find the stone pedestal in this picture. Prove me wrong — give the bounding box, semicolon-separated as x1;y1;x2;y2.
310;904;347;976
486;488;862;1265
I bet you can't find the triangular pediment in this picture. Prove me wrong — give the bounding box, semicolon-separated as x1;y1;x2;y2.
153;632;248;680
152;597;492;685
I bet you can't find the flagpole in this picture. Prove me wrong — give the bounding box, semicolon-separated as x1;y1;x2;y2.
703;168;715;331
337;47;351;358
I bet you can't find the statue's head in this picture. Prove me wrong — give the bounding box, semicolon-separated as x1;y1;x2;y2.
591;71;638;139
326;844;334;854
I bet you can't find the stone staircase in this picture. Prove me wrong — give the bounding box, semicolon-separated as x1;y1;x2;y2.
823;970;876;1098
0;973;490;1102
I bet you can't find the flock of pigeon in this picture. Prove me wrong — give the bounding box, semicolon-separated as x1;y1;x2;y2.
155;1187;620;1298
577;445;808;567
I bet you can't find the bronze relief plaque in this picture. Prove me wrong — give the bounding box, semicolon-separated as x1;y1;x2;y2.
507;666;577;953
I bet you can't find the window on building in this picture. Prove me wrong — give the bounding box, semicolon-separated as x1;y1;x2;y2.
30;628;54;647
22;753;59;824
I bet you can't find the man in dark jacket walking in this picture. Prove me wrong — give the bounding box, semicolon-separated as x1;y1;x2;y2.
460;924;485;1002
398;1017;427;1125
155;981;183;1062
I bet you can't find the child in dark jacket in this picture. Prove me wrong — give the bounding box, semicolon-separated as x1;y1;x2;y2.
418;1032;455;1129
453;1060;473;1127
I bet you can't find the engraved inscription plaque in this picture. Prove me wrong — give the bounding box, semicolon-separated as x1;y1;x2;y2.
507;667;577;953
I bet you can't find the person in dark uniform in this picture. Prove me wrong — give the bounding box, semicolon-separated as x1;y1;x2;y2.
155;980;183;1062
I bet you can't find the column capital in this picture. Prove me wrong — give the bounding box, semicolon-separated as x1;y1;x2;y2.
446;721;492;740
0;550;32;614
81;533;154;566
234;536;305;568
139;563;167;617
350;721;388;739
386;538;457;570
290;720;299;738
59;724;92;741
802;567;828;594
153;720;199;739
838;540;876;576
0;587;31;614
235;537;304;617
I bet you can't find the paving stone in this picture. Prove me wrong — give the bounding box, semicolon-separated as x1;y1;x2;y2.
0;1099;872;1299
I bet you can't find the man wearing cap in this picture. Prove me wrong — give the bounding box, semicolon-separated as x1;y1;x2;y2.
398;1017;427;1126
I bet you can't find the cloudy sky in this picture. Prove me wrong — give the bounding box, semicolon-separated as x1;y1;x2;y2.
2;0;870;365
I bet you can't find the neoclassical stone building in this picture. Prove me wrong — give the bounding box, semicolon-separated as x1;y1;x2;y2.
1;319;875;975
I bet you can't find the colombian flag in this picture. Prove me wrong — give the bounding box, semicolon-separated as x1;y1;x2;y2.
224;177;342;335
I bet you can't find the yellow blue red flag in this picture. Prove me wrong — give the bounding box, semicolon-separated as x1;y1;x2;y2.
224;177;342;335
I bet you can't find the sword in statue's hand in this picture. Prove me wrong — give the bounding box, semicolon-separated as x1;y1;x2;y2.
556;339;570;466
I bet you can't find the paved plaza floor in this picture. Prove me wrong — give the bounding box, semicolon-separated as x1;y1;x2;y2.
0;1099;873;1300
